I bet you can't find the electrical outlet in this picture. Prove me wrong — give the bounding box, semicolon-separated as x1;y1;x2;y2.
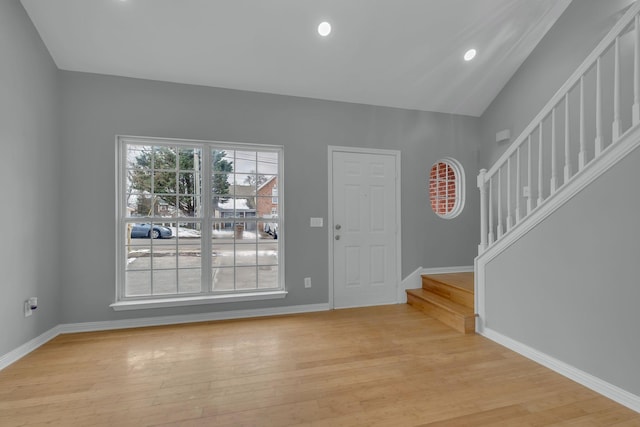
304;277;311;288
24;301;33;317
24;297;37;317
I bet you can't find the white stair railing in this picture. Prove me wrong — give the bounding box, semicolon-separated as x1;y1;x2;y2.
478;1;640;254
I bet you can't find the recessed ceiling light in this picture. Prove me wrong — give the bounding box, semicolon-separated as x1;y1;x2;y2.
464;49;477;61
318;21;331;37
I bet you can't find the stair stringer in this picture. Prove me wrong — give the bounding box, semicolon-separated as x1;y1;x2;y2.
475;122;640;334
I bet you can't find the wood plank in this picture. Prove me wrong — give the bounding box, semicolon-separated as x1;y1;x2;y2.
407;290;476;334
422;272;474;293
0;305;638;426
408;289;474;316
422;275;474;309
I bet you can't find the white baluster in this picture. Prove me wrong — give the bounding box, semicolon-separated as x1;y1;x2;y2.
634;14;640;126
538;122;544;207
613;37;621;141
478;169;488;253
515;146;521;224
550;108;557;194
595;57;603;156
497;169;503;238
527;135;533;215
506;156;512;231
488;177;494;245
579;76;587;170
564;93;572;183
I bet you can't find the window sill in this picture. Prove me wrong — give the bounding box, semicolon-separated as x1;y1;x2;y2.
110;290;288;311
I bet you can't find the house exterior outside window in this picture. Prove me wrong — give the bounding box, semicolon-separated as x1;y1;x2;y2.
115;136;285;309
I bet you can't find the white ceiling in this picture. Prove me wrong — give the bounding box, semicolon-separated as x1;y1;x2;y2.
21;0;571;117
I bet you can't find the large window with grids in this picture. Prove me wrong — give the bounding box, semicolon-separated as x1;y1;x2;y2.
115;136;284;308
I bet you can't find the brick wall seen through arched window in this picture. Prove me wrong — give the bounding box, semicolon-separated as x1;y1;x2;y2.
429;158;465;219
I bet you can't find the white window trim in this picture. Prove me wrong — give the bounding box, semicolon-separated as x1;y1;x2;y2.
110;291;287;311
430;157;465;219
114;135;285;309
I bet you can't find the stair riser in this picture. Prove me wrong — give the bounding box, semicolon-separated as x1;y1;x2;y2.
407;294;475;334
422;277;474;309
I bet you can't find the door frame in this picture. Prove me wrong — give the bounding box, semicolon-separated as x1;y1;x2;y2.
327;145;402;309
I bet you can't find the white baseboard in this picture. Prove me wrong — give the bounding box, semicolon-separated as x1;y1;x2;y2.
422;265;474;275
0;325;62;371
1;303;330;371
482;328;640;413
399;266;423;303
59;303;331;333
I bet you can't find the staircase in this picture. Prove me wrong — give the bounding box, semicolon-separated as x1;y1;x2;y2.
406;272;476;334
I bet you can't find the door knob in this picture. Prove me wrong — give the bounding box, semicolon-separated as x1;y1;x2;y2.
335;235;340;240
335;224;342;230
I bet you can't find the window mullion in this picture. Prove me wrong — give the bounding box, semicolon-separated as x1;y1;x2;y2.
201;146;212;292
150;150;155;296
172;150;178;295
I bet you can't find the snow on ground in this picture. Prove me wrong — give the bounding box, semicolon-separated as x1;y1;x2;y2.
169;227;202;238
212;230;258;239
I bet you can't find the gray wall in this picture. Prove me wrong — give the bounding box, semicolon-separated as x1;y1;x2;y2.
479;0;635;170
0;0;61;356
484;145;640;395
58;71;480;323
479;0;640;397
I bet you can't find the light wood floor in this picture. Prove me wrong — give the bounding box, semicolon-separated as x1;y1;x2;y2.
1;305;639;426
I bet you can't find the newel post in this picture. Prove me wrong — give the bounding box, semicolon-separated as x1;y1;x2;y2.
478;169;488;254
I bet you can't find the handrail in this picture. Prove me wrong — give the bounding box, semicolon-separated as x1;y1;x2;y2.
483;1;640;181
478;1;640;254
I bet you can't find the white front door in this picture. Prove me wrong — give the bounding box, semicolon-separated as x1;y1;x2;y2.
330;148;400;309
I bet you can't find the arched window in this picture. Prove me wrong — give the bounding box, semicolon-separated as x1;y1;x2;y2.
429;158;465;219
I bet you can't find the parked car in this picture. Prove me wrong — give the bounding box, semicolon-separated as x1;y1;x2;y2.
263;222;278;239
130;223;173;239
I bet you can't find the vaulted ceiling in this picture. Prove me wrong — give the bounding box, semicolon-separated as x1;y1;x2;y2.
21;0;571;116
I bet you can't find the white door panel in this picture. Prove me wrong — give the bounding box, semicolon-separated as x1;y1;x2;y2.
332;150;398;308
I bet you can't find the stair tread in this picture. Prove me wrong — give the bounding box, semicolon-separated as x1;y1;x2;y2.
406;288;475;317
422;273;474;294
